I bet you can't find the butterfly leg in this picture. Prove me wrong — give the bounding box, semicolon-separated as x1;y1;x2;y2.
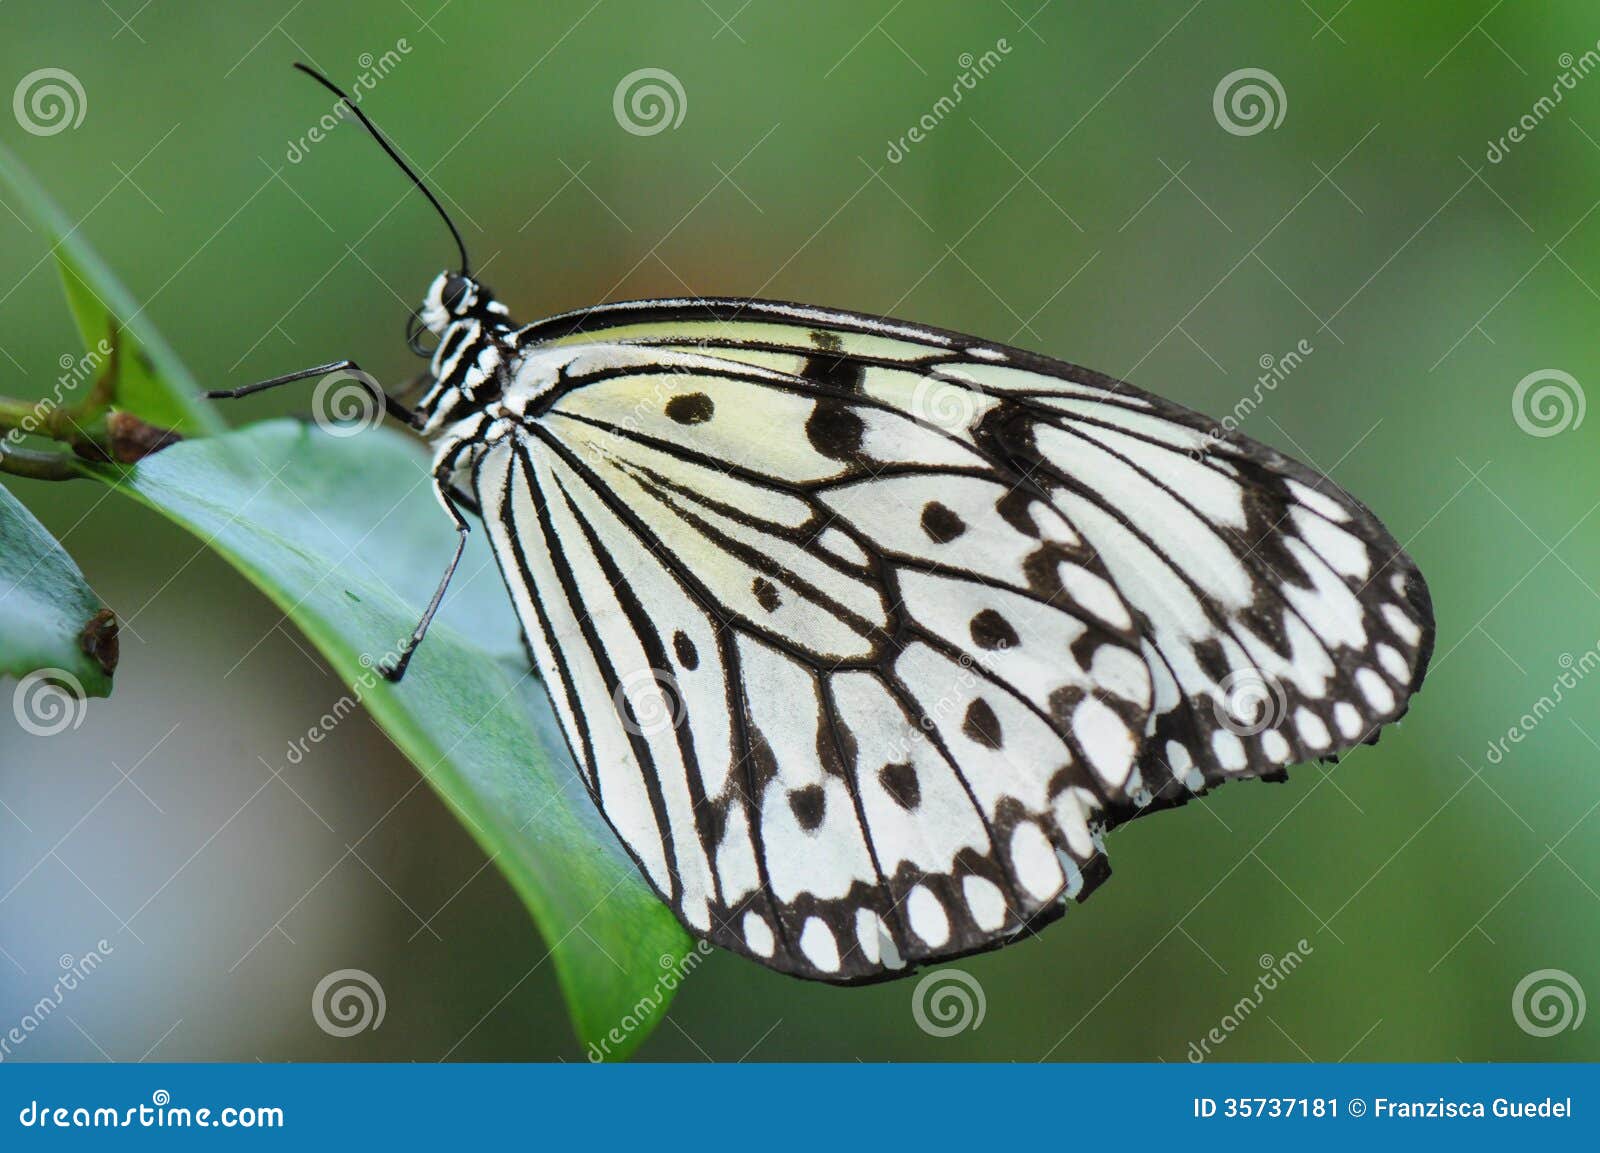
447;485;482;520
378;467;470;682
205;360;420;429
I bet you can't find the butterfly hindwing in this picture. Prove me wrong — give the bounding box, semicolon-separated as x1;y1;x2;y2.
461;298;1433;980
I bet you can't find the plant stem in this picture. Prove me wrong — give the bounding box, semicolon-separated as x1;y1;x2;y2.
0;396;44;432
0;325;179;481
0;443;80;481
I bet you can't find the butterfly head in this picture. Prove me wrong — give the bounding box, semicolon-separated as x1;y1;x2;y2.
417;271;507;336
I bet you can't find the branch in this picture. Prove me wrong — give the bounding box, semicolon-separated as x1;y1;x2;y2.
0;442;80;481
0;321;180;481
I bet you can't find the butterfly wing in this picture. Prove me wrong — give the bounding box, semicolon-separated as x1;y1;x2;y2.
471;298;1433;981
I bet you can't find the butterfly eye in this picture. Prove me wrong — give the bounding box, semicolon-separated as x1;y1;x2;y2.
441;275;470;313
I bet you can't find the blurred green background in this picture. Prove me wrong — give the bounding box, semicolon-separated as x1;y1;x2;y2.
2;0;1598;1061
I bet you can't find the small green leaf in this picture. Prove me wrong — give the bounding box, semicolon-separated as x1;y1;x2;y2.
0;480;116;698
92;421;690;1057
0;142;219;436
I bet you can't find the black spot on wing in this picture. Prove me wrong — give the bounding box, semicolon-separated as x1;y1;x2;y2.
802;352;866;393
752;576;782;612
878;761;921;810
969;608;1019;651
962;698;1003;750
788;784;827;831
665;392;714;425
920;501;966;543
806;400;866;461
672;629;699;670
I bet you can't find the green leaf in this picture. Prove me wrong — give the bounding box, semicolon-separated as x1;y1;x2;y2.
0;142;220;436
0;479;116;698
91;421;690;1057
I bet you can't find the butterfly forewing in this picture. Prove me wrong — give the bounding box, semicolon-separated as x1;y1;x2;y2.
456;298;1433;981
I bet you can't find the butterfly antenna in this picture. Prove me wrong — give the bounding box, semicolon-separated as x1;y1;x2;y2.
292;61;471;275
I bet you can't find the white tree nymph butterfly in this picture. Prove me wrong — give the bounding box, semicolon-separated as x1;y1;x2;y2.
209;65;1435;983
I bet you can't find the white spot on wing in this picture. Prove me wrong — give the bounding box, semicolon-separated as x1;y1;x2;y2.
1165;741;1204;791
907;886;951;947
1334;702;1362;738
1009;821;1064;901
1382;603;1422;646
743;911;776;958
715;806;762;905
1058;563;1133;630
1292;507;1371;581
1295;708;1331;750
962;875;1008;931
800;917;841;972
1377;643;1410;684
1286;480;1351;523
1356;667;1395;713
1210;729;1247;771
1051;789;1095;858
1071;696;1136;789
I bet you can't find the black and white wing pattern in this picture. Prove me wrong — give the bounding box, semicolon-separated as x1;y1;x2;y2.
465;298;1434;982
